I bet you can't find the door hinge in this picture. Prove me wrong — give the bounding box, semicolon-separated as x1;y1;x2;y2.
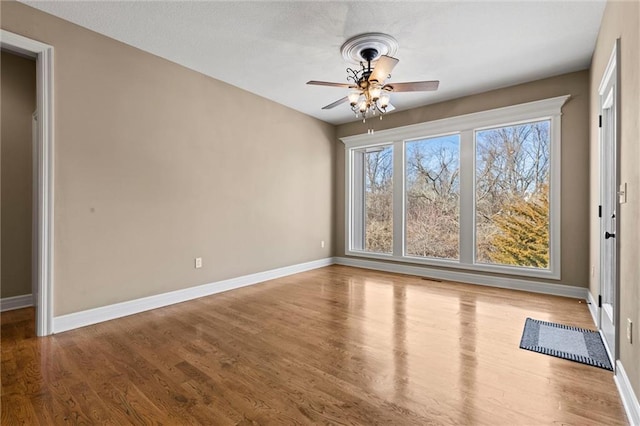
598;205;602;218
598;295;602;308
599;114;602;128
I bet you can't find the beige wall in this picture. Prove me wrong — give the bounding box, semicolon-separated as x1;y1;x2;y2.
336;71;590;288
1;51;36;299
1;0;637;403
589;0;640;401
1;2;335;315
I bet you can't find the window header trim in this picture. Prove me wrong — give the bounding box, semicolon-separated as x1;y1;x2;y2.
340;95;570;148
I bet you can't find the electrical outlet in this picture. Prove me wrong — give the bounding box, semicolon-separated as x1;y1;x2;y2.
195;257;203;269
627;319;633;344
321;240;325;248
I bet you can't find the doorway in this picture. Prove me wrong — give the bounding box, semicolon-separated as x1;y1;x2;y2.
1;50;36;320
0;30;54;336
598;39;621;363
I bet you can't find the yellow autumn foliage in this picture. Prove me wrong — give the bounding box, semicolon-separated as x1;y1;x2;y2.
487;187;549;268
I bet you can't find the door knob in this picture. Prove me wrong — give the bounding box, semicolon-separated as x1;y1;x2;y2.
605;232;616;239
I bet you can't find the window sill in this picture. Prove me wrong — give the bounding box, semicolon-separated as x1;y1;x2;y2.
345;250;560;280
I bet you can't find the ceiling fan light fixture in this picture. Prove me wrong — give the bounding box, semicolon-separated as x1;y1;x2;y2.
307;32;439;129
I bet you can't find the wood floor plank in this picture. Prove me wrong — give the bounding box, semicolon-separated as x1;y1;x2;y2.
1;265;628;424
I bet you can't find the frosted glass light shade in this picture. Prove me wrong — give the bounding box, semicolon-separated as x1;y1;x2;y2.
379;91;391;108
369;85;382;101
348;91;361;106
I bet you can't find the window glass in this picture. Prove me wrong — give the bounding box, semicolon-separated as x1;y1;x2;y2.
475;120;551;269
405;135;460;259
364;146;393;253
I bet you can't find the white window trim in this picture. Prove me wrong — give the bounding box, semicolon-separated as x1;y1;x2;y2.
341;95;570;280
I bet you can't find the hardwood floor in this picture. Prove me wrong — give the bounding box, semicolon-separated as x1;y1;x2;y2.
1;265;628;425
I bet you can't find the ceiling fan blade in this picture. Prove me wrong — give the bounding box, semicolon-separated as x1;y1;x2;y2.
322;96;349;110
384;103;396;113
369;55;399;83
383;81;440;92
307;80;357;89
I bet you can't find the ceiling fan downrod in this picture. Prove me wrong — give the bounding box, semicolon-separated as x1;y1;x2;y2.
360;47;378;74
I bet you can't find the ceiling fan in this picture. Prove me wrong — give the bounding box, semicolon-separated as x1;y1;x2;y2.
307;35;439;124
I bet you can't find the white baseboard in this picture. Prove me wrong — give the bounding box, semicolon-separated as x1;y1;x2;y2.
51;255;591;333
615;360;640;426
53;257;334;333
0;294;34;312
334;256;588;299
587;291;599;327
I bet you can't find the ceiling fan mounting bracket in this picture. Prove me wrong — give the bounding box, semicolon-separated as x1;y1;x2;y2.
360;47;379;63
340;32;398;65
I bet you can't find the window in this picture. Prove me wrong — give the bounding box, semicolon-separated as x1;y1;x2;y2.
475;121;550;269
343;96;567;279
405;135;460;260
360;145;393;254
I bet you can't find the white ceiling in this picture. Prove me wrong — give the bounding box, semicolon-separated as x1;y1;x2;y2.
21;1;606;125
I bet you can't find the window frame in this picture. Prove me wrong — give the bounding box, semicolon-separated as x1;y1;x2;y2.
351;144;395;254
342;96;569;279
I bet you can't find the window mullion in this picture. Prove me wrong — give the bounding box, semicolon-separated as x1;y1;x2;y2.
351;150;364;251
392;140;404;257
459;130;475;265
549;114;562;275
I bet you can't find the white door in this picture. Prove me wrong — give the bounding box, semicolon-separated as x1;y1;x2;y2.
599;40;620;362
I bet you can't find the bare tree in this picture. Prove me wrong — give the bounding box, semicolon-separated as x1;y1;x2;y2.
359;120;550;268
364;148;393;253
406;138;460;259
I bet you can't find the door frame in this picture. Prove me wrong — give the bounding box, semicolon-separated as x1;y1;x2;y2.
1;30;54;336
32;112;38;308
597;39;621;363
